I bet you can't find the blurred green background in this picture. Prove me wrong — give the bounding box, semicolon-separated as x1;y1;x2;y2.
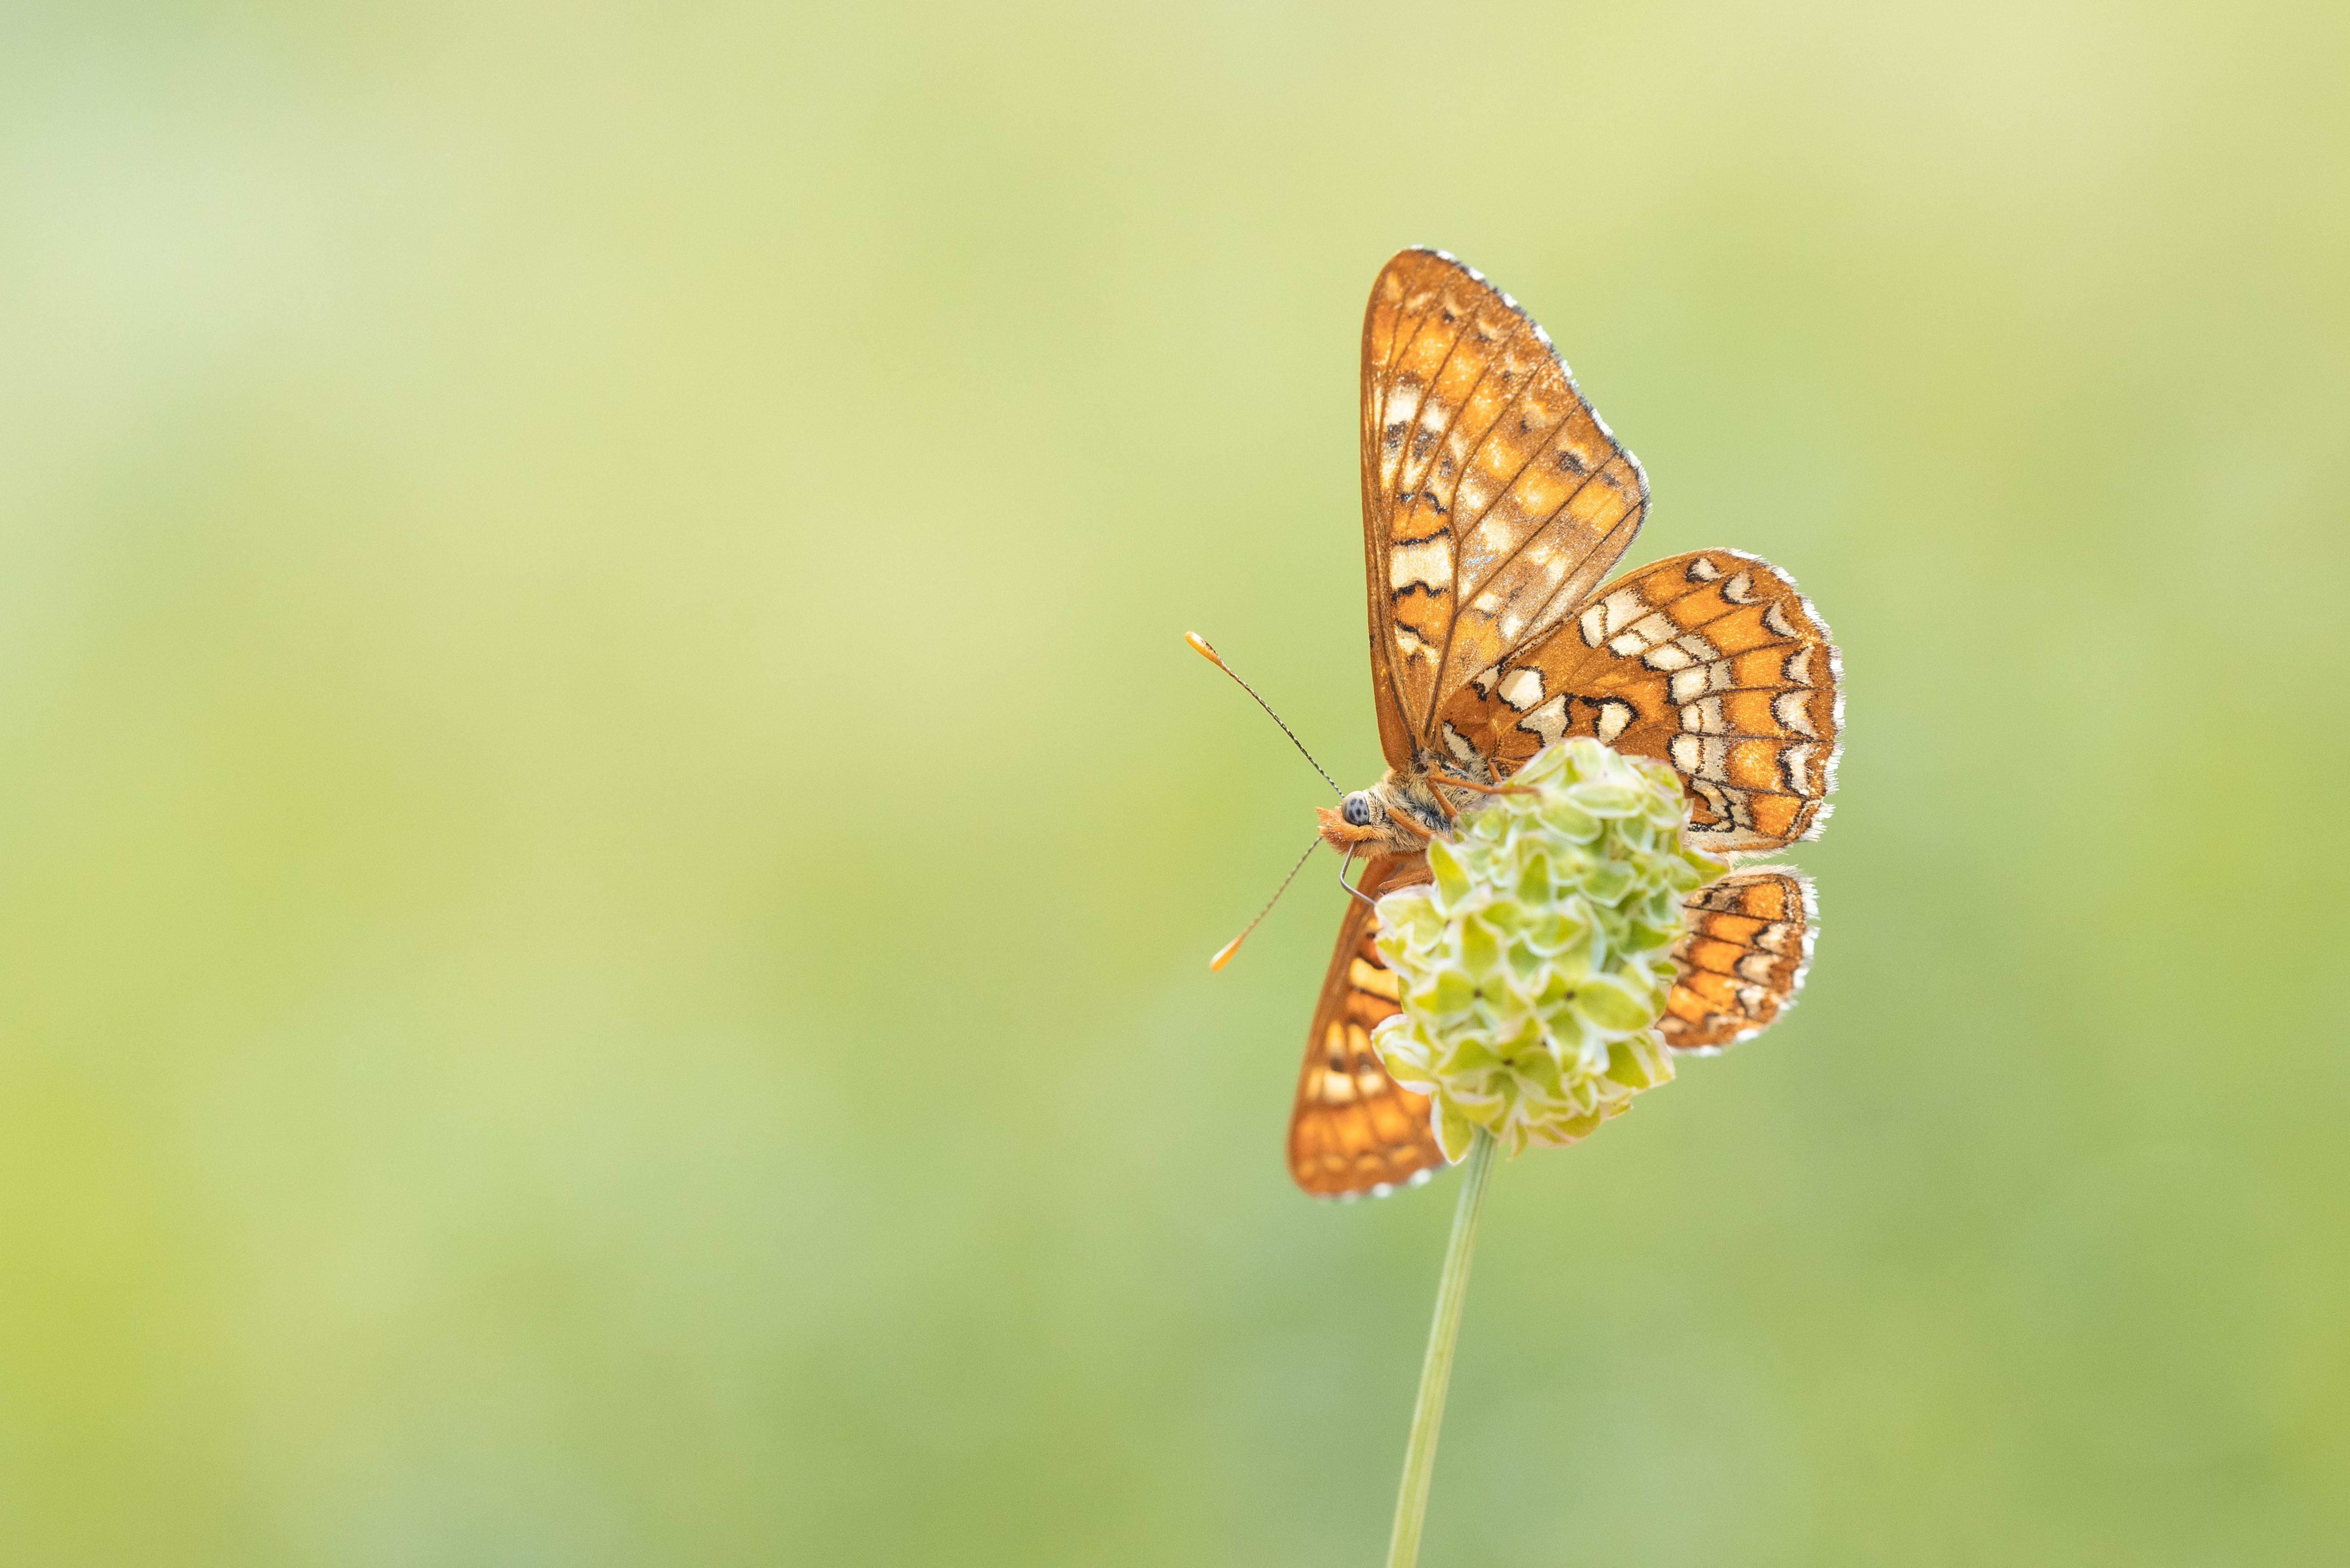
4;2;2346;1563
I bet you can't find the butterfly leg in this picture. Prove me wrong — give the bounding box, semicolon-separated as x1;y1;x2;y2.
1385;808;1435;841
1429;770;1534;796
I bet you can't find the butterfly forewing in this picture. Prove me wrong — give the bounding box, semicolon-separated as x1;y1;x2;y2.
1361;249;1648;761
1436;549;1843;853
1664;869;1817;1051
1289;855;1447;1198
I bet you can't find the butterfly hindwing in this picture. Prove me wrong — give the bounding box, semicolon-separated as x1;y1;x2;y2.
1289;855;1447;1198
1361;249;1648;763
1664;869;1817;1051
1434;549;1843;853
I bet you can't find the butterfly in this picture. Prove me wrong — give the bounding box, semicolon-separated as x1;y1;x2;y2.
1287;249;1843;1199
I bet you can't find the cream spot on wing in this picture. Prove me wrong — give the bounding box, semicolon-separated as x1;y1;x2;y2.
1764;601;1802;639
1497;667;1545;711
1579;603;1607;647
1784;647;1814;686
1774;690;1819;737
1721;572;1759;604
1517;693;1569;746
1782;743;1817;795
1470;665;1500;696
1684;778;1753;839
1680;697;1725;734
1686;556;1721;583
1670;734;1702;774
1522;540;1568;581
1595;698;1634;744
1593;588;1646;640
1736;952;1781;983
1441;722;1480;765
1674;632;1721;663
1390;536;1454;593
1642;642;1694;672
1608;612;1674;657
1669;667;1709;703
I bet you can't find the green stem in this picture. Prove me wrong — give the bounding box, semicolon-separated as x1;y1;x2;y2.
1385;1127;1499;1568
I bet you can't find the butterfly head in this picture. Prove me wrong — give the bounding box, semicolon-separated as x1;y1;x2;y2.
1315;791;1379;848
1316;777;1441;856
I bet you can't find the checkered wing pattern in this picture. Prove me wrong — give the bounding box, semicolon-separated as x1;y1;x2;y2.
1663;869;1817;1051
1434;550;1842;853
1359;248;1647;768
1290;856;1446;1198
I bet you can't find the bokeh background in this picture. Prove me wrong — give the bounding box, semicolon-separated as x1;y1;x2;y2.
4;2;2346;1563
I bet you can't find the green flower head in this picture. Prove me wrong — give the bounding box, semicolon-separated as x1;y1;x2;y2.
1371;739;1728;1161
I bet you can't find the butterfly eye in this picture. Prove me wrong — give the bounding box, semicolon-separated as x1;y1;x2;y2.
1342;794;1375;827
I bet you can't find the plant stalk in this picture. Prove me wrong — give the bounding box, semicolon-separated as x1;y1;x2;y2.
1385;1127;1499;1568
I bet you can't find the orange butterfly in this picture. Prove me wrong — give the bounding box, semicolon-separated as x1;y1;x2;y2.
1277;249;1844;1198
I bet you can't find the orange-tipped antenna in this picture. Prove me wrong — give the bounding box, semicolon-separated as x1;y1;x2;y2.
1186;632;1341;797
1209;834;1322;971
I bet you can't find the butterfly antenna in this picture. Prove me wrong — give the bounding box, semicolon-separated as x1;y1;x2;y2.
1186;632;1342;796
1209;834;1323;972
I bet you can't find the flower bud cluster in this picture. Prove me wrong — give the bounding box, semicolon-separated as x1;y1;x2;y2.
1372;738;1726;1160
